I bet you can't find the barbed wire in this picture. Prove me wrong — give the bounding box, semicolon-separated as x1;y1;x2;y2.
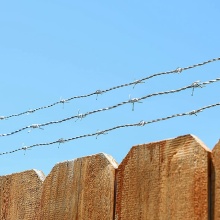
1;102;219;156
0;77;219;137
0;57;220;121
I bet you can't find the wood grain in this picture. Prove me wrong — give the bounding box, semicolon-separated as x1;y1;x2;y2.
40;153;117;220
115;134;210;220
0;170;45;220
211;139;220;219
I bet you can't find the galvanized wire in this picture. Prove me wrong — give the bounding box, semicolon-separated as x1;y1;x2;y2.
1;57;219;121
0;101;219;156
0;77;219;137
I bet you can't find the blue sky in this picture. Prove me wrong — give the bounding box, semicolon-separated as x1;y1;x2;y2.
0;1;220;175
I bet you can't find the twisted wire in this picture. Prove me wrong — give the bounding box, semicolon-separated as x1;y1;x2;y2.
1;57;220;120
0;77;219;137
1;101;219;155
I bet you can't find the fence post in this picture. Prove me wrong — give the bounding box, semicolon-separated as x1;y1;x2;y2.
115;134;210;220
0;169;45;220
40;153;118;220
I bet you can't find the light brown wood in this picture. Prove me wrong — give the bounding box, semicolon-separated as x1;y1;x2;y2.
115;134;210;220
0;169;45;220
0;135;215;219
39;153;118;220
211;139;220;219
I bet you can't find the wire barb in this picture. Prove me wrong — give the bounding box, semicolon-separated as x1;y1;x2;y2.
57;138;66;148
191;80;205;96
129;95;143;111
175;67;183;73
188;109;203;116
75;110;86;122
28;124;44;133
31;124;42;129
26;109;35;115
21;146;30;155
95;90;103;100
58;138;65;144
139;120;146;126
0;116;5;120
96;130;108;139
133;79;145;88
60;98;69;108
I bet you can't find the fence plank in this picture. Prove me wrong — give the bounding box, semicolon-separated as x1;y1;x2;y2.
40;153;118;220
115;134;210;220
0;169;45;220
211;139;220;219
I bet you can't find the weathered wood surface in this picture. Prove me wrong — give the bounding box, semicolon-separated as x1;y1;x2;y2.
40;153;118;220
211;139;220;219
115;134;210;220
0;169;45;220
1;135;218;219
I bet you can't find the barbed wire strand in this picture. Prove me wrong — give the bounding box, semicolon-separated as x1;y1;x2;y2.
0;57;220;121
0;77;220;137
1;102;219;156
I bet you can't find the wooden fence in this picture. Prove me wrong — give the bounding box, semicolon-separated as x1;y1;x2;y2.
0;134;219;219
